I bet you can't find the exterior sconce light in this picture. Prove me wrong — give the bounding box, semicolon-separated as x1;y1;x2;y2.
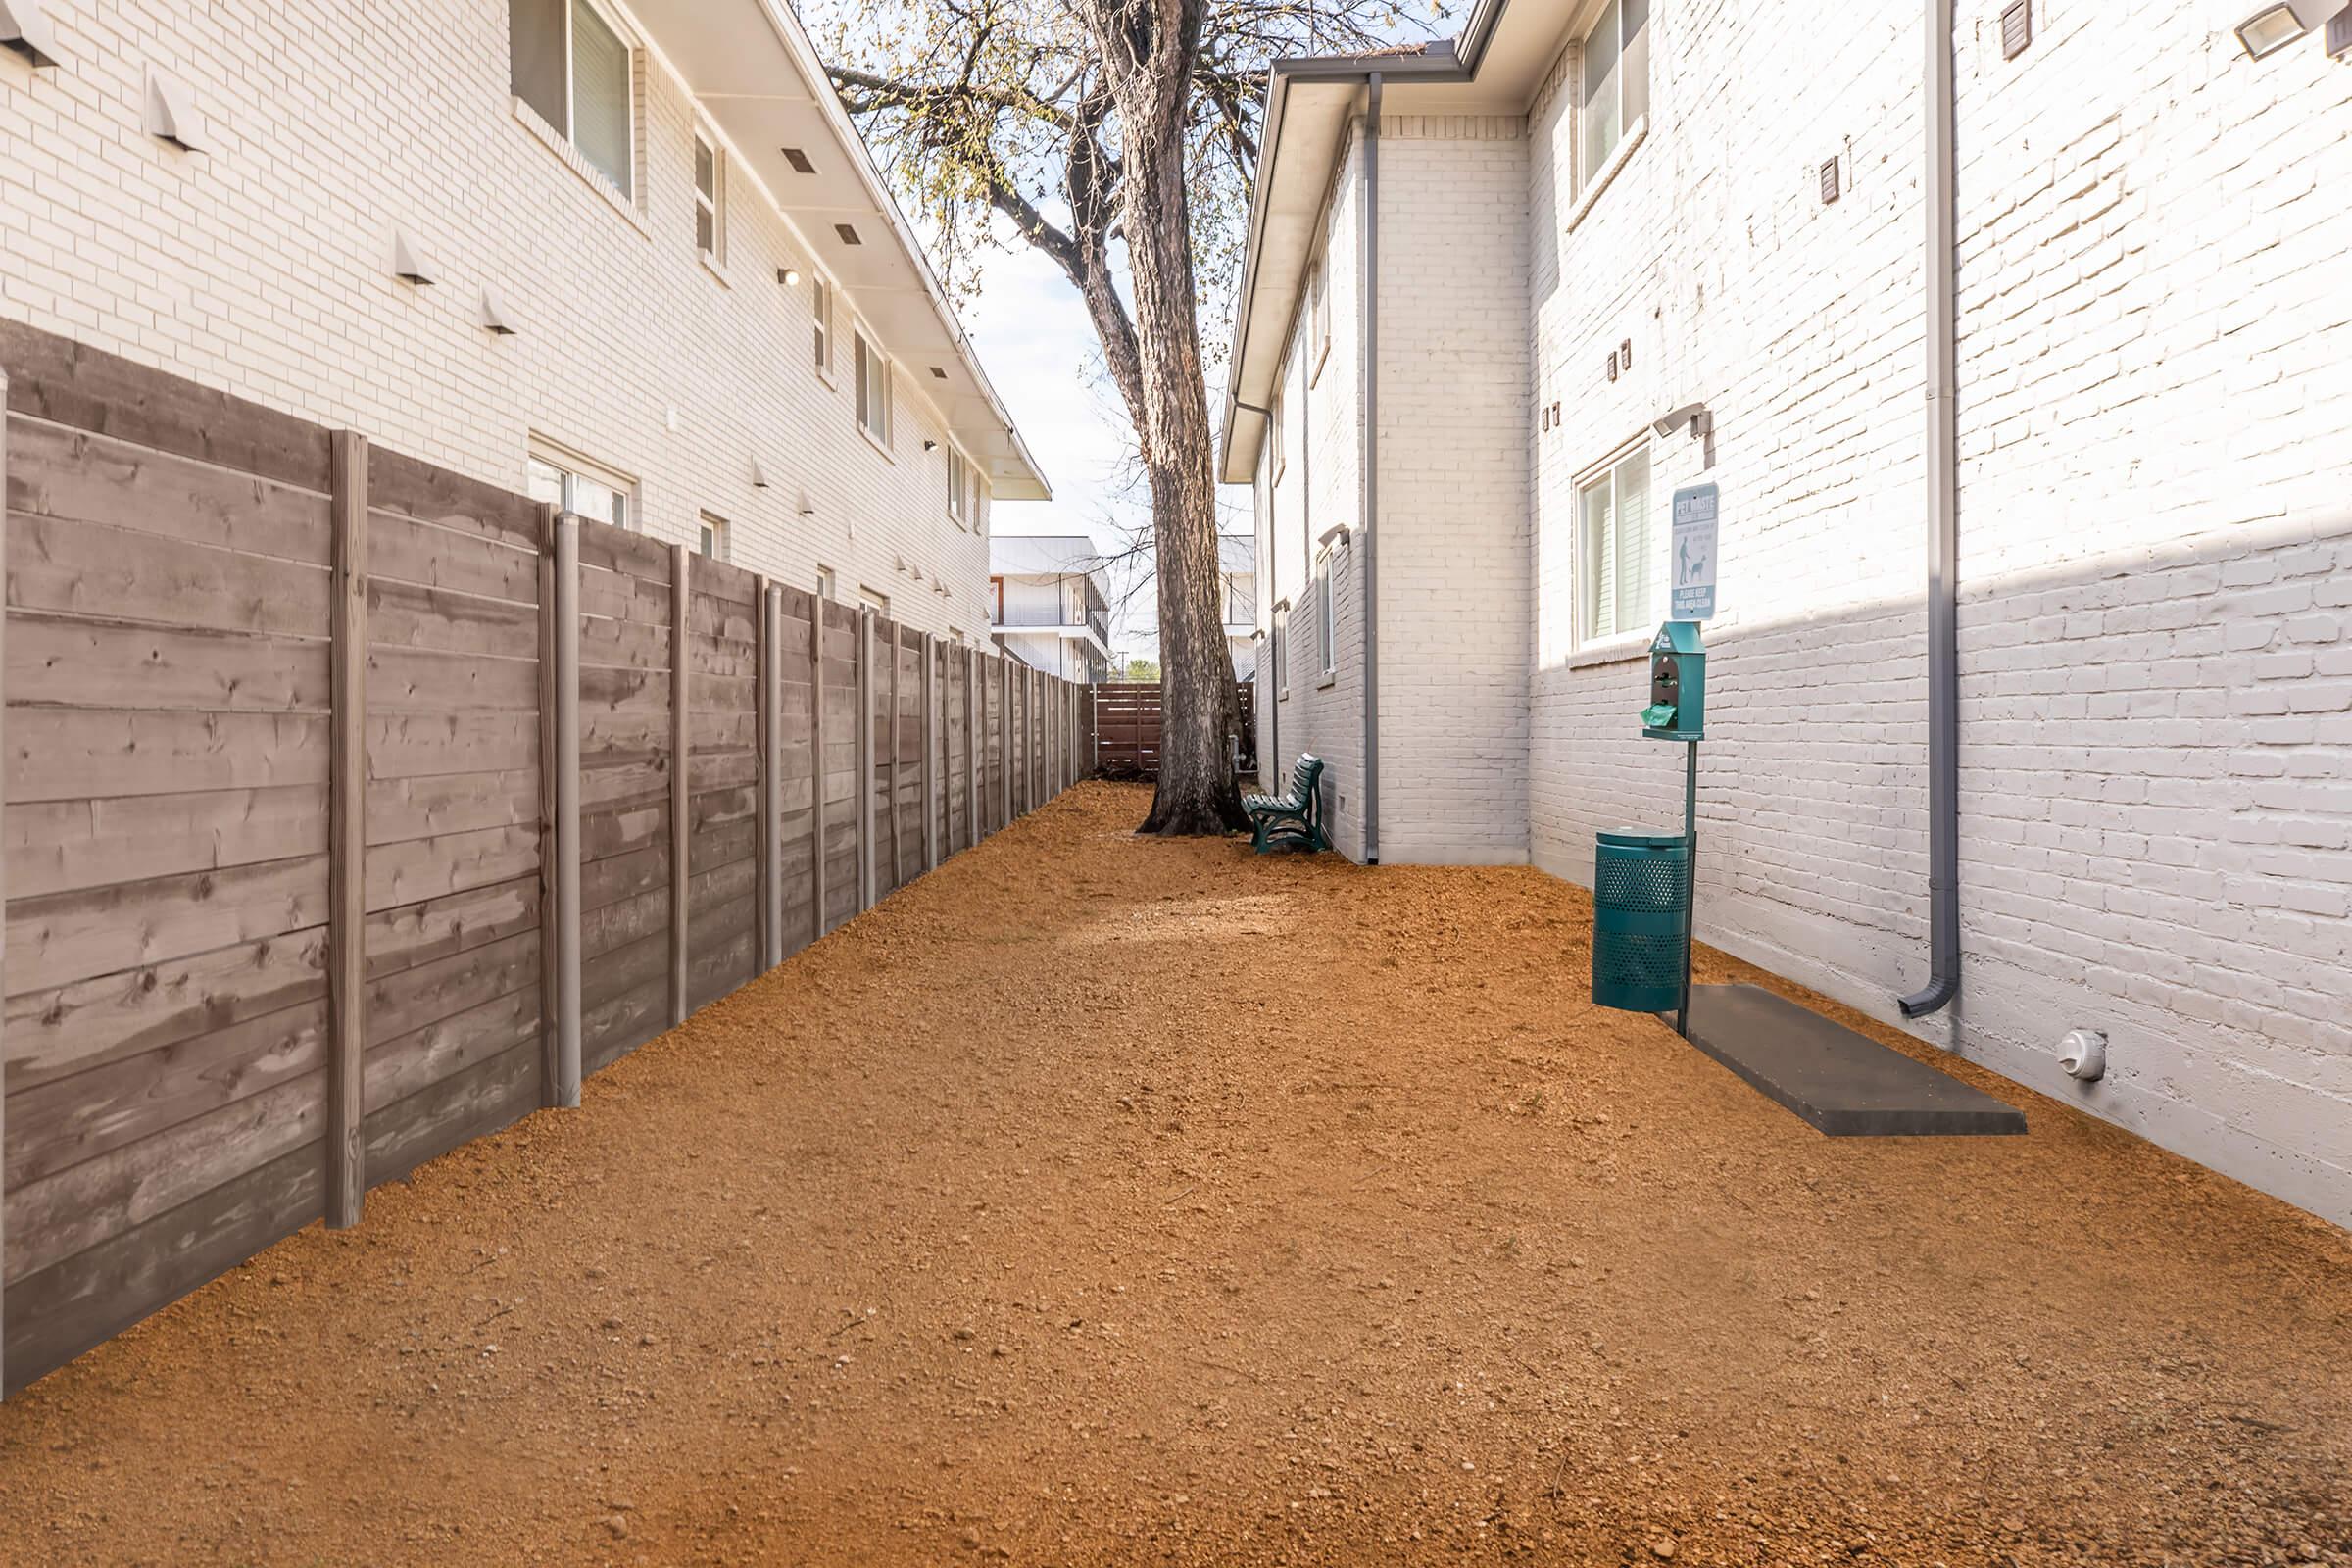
778;267;802;286
922;439;938;452
750;455;770;488
480;288;518;334
2235;0;2342;57
0;0;61;66
1653;402;1712;443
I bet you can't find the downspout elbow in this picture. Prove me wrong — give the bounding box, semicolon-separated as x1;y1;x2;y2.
1898;972;1958;1020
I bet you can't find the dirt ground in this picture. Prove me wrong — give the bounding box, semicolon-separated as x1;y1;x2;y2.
2;781;2348;1567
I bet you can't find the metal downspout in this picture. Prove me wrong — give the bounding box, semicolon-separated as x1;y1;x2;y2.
1899;0;1960;1020
1360;73;1382;864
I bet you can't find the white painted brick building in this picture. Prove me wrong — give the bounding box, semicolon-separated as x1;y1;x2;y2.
1221;0;2352;1225
0;0;1046;636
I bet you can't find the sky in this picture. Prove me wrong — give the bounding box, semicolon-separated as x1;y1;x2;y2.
956;240;1241;665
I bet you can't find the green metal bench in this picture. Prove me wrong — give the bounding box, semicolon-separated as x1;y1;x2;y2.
1244;754;1327;854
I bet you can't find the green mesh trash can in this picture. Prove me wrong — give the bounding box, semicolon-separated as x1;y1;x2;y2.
1592;830;1689;1012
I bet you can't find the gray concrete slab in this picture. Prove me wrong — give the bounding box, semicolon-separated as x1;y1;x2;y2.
1668;984;2027;1137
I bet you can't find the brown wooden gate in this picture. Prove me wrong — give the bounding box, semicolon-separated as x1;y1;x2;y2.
1086;681;1255;780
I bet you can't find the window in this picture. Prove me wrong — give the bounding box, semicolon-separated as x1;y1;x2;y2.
988;576;1004;624
1315;554;1336;676
693;129;722;262
525;447;633;528
1579;0;1650;189
1307;261;1330;384
815;565;836;601
511;0;636;199
1270;390;1286;481
1578;443;1654;645
1273;607;1289;695
1227;575;1250;627
812;277;834;378
854;331;890;446
698;513;729;562
972;471;987;538
858;587;891;617
947;448;969;524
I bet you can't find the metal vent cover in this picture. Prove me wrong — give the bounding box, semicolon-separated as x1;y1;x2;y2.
2000;0;2032;59
835;222;862;246
1819;157;1840;205
781;146;815;174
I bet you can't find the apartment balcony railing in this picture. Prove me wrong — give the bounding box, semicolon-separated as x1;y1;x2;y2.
993;607;1111;646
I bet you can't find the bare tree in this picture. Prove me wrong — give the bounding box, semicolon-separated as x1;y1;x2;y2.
818;0;1434;833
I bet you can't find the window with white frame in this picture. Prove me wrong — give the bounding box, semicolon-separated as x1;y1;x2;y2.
815;565;836;601
1578;0;1649;189
1315;553;1336;676
525;445;634;529
693;129;722;262
812;277;834;378
947;448;969;525
972;471;987;537
698;513;729;562
1578;443;1654;645
1270;389;1286;481
1226;575;1250;626
1308;261;1330;384
510;0;636;199
858;586;891;617
854;330;890;446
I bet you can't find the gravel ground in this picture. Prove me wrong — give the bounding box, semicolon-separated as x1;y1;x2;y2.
1;781;2348;1567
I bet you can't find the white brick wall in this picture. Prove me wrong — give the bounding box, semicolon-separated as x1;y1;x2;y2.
1241;2;2352;1223
1528;0;2352;1224
0;0;1001;639
1376;118;1532;865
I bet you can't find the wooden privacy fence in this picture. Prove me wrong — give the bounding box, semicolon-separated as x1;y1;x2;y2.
1087;680;1253;780
0;321;1087;1396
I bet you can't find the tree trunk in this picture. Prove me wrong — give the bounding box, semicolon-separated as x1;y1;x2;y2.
1087;0;1247;835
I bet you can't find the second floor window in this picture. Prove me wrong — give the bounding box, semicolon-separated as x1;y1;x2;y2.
989;576;1004;624
947;448;969;524
511;0;635;199
854;331;891;445
1579;0;1650;189
694;130;722;261
812;278;834;378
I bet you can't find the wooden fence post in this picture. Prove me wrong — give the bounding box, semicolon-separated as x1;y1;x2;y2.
669;542;690;1027
553;515;582;1107
535;505;561;1107
858;609;874;909
760;580;782;970
965;647;979;846
888;622;903;893
1001;656;1012;825
811;598;827;942
326;430;368;1230
1;371;11;1396
922;633;939;872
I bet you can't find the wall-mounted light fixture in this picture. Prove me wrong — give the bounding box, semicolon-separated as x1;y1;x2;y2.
922;439;938;452
0;0;61;66
750;455;770;488
480;288;518;334
2235;0;2344;57
391;227;437;285
1653;401;1711;442
144;67;206;151
777;267;802;286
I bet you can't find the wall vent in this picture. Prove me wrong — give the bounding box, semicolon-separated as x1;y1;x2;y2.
2000;0;2032;59
835;222;862;246
781;146;816;174
0;0;61;66
2329;7;2352;57
1819;157;1841;205
929;366;949;379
